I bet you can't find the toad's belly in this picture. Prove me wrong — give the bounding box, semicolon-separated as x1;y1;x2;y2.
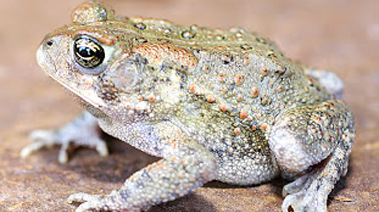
214;152;280;185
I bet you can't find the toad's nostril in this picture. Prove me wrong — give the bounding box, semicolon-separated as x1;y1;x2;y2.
46;40;54;47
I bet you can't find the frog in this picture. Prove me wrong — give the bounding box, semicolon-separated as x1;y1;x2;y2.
21;1;355;212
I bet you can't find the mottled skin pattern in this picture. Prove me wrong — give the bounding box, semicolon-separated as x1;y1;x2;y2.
22;1;355;212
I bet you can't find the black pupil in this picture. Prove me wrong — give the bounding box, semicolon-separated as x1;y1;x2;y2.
78;46;94;57
74;36;105;69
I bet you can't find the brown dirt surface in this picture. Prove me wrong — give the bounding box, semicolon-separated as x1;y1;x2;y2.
1;0;378;211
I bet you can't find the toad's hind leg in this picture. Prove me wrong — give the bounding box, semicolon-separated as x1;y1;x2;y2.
269;100;355;212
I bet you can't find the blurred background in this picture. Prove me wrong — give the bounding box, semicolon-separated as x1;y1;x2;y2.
0;0;378;211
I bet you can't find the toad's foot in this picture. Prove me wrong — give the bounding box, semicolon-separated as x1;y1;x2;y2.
68;192;139;212
281;144;351;212
281;168;328;212
269;100;354;212
304;68;344;100
21;111;108;163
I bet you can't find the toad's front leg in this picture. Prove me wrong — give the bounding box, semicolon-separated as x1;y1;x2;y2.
68;133;217;212
269;100;354;212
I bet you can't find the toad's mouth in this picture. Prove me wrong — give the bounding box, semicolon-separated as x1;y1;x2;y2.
36;44;107;110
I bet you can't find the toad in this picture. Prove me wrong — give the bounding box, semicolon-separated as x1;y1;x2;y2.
22;1;355;212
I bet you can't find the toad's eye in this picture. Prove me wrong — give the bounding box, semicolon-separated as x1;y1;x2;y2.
73;36;105;69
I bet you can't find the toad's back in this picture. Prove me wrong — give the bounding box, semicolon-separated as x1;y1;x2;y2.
59;2;333;110
108;16;333;124
67;9;333;122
